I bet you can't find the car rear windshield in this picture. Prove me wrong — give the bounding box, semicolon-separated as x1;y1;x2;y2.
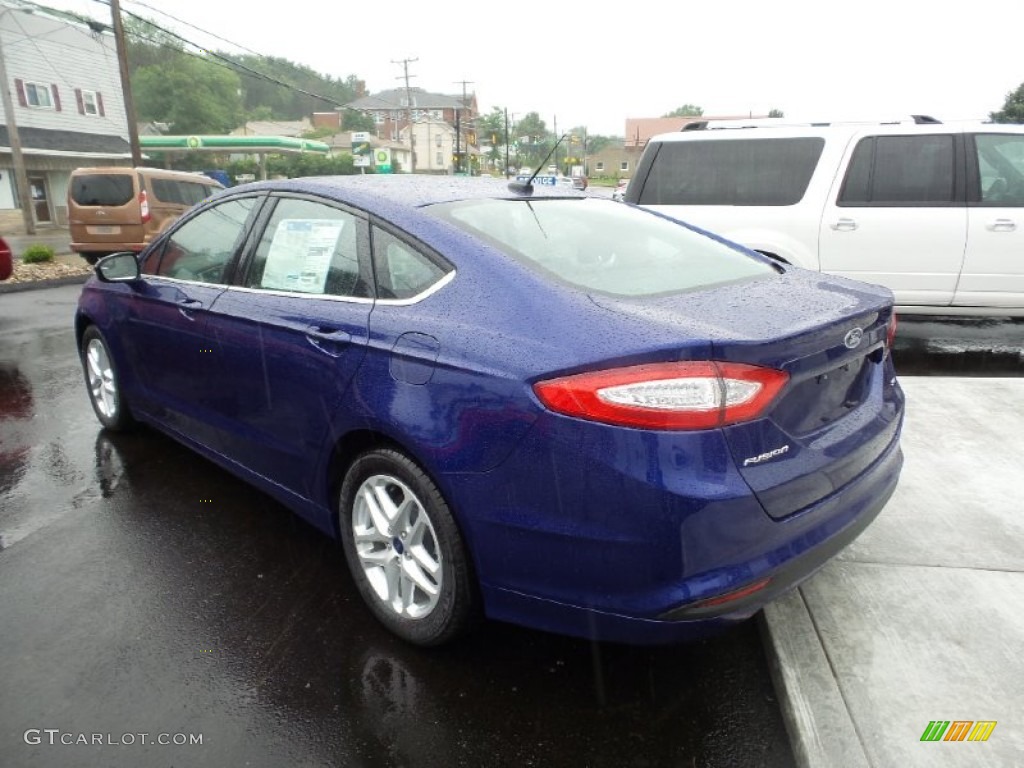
426;198;775;297
637;137;825;206
70;174;134;207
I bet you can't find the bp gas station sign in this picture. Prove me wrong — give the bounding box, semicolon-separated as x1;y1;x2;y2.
351;132;372;168
374;148;392;174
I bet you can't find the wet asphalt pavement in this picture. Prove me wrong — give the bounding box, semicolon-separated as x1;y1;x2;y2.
1;284;792;767
2;285;1021;767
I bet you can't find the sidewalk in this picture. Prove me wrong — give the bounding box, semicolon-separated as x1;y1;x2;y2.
4;230;72;258
762;376;1023;767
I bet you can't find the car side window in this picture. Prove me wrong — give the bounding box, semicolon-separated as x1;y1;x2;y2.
245;198;370;298
371;227;450;300
147;197;255;283
975;134;1024;206
839;135;955;206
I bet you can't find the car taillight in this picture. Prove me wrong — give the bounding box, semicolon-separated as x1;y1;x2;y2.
139;189;150;223
533;362;788;430
885;312;898;350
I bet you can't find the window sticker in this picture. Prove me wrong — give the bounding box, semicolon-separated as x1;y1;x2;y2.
261;219;343;293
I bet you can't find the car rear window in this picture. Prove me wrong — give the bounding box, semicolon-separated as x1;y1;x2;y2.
426;198;775;297
637;137;825;206
70;174;134;206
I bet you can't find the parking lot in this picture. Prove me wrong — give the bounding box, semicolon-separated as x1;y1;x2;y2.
1;284;1021;767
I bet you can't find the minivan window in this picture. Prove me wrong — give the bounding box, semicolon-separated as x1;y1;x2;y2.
839;135;955;205
70;174;134;206
637;138;824;206
428;198;775;297
151;178;216;207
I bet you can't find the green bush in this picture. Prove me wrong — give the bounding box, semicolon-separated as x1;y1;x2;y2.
22;244;55;264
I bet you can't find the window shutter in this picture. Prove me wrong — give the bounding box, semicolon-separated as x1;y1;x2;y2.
97;92;105;117
75;88;85;114
51;84;61;111
14;78;27;107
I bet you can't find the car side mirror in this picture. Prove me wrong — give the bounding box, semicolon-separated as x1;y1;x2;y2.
95;252;141;283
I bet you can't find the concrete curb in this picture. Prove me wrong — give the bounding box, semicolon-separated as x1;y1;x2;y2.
0;274;89;294
759;588;870;768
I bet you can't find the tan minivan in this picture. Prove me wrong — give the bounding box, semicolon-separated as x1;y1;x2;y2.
68;167;224;263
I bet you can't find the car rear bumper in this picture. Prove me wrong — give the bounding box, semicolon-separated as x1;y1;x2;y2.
452;398;903;644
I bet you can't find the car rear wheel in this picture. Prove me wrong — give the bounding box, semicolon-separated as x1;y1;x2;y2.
81;326;135;431
338;449;476;646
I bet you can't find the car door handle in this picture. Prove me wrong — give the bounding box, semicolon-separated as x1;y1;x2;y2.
830;218;858;231
306;327;352;357
176;297;202;319
307;327;352;343
986;218;1017;232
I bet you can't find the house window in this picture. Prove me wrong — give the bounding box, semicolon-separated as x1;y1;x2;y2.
620;161;629;172
82;90;99;116
436;152;443;165
431;110;443;120
373;112;385;125
596;161;604;171
25;82;53;109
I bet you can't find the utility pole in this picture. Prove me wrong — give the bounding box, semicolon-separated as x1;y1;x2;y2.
454;80;472;175
110;0;142;166
392;57;417;173
504;108;509;178
0;15;35;234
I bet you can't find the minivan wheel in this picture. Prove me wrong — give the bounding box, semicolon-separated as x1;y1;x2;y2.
81;326;135;431
338;449;476;646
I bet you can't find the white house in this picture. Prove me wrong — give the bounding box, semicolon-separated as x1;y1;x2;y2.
0;3;131;233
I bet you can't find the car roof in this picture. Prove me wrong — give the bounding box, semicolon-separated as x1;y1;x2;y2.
648;119;1024;144
232;174;586;210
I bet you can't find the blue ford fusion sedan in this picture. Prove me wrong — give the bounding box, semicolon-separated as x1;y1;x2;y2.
75;175;904;646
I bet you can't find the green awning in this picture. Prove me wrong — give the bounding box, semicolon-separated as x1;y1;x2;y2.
139;135;330;154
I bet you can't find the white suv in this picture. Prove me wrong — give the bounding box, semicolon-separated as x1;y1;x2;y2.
627;116;1024;316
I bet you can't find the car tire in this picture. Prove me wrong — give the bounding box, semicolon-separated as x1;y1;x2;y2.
338;448;476;646
81;325;135;431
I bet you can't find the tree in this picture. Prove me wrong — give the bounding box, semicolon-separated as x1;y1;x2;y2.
133;55;243;133
768;108;785;118
513;112;552;168
341;109;375;132
663;104;703;118
990;82;1024;123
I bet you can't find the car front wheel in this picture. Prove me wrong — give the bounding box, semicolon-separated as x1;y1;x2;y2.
338;449;476;646
81;325;135;431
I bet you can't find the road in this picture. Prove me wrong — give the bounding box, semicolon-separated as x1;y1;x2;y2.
1;285;794;768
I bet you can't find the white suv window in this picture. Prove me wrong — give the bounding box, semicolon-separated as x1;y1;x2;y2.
638;138;824;206
839;135;955;206
975;134;1024;206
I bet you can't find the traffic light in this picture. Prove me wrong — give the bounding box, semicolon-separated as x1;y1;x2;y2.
466;130;477;145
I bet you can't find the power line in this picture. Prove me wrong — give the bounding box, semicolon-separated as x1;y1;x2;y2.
85;0;350;107
121;0;264;58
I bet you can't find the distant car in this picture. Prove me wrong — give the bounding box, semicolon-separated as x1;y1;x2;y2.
76;175;904;647
571;176;588;191
0;237;12;281
612;178;629;202
68;166;224;265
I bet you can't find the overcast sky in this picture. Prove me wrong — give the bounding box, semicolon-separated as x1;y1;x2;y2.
30;0;1024;136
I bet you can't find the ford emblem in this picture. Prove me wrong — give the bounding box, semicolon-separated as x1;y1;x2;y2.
843;327;864;349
